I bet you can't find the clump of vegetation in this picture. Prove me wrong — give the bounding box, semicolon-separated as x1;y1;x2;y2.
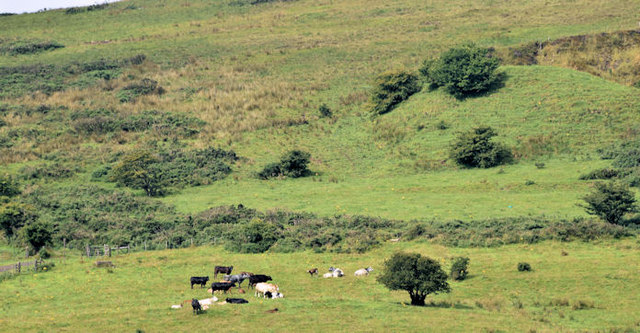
226;219;282;253
572;299;595;310
0;39;64;56
579;168;625;180
0;202;36;238
368;70;421;116
450;257;470;281
517;262;532;272
117;79;165;103
422;44;501;98
582;182;637;225
0;174;21;197
108;146;238;196
377;252;450;306
257;150;311;179
20;163;80;181
450;127;513;168
65;3;109;14
318;103;332;118
21;222;53;252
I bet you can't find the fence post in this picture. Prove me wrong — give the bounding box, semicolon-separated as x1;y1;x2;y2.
144;241;147;251
16;262;21;274
86;244;91;257
34;259;38;272
25;247;29;259
63;238;67;262
191;238;193;247
165;241;168;249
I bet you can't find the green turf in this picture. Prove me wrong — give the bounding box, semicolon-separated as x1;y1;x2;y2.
1;240;639;332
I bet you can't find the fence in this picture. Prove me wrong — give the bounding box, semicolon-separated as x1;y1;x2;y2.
0;259;45;274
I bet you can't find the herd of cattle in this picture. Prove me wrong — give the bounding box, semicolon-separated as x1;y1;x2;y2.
176;265;374;314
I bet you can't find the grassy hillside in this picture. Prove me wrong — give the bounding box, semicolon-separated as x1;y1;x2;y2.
1;241;640;332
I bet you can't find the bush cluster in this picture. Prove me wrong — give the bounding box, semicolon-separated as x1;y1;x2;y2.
65;3;109;14
117;78;165;103
0;40;64;56
517;262;532;272
450;257;470;281
368;70;421;116
72;109;205;138
108;146;238;196
257;150;311;179
422;44;501;98
450;127;513;168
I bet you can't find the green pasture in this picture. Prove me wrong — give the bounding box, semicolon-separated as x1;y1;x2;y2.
1;240;639;332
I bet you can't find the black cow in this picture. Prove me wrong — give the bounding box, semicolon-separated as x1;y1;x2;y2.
214;266;233;279
248;275;272;288
226;298;248;304
190;276;209;289
211;282;236;295
191;298;202;314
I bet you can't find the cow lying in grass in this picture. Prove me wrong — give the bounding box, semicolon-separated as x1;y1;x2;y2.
323;267;344;278
190;276;209;289
354;267;373;276
226;298;249;304
210;282;236;295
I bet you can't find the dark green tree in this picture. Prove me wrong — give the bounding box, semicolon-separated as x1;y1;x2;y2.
450;127;513;168
0;202;35;237
377;252;450;306
110;150;166;196
369;70;421;116
423;44;500;98
22;222;53;252
582;182;636;225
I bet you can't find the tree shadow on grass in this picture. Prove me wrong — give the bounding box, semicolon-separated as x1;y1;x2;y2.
393;301;474;309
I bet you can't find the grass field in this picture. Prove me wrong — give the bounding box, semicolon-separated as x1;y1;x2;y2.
2;0;640;331
1;240;640;332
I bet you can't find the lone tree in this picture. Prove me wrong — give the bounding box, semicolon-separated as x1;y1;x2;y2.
450;126;513;168
377;252;450;306
582;182;636;225
110;150;166;196
422;43;501;98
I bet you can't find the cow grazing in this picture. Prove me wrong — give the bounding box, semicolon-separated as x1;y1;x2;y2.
210;282;237;295
307;268;318;276
190;276;210;289
248;274;272;288
226;298;249;304
254;282;279;298
191;299;202;314
354;267;373;276
214;266;233;279
223;273;251;287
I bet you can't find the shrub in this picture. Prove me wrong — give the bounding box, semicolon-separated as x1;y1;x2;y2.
450;127;513;168
0;40;64;56
582;182;637;225
450;257;470;281
318;104;332;118
0;174;20;197
534;162;546;169
369;70;421;116
258;150;311;179
422;44;501;98
38;247;51;259
226;219;282;253
117;79;164;103
579;168;624;180
517;262;532;272
377;252;450;306
571;299;595;310
0;202;35;237
22;222;53;252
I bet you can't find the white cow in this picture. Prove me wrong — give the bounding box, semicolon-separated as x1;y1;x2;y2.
354;267;373;276
254;282;279;298
170;304;183;309
323;267;344;278
198;297;218;306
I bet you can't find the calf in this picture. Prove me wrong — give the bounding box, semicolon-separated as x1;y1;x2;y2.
214;265;233;279
307;268;318;276
191;299;202;314
226;298;249;304
210;282;236;295
248;274;272;288
223;273;251;287
190;276;209;289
